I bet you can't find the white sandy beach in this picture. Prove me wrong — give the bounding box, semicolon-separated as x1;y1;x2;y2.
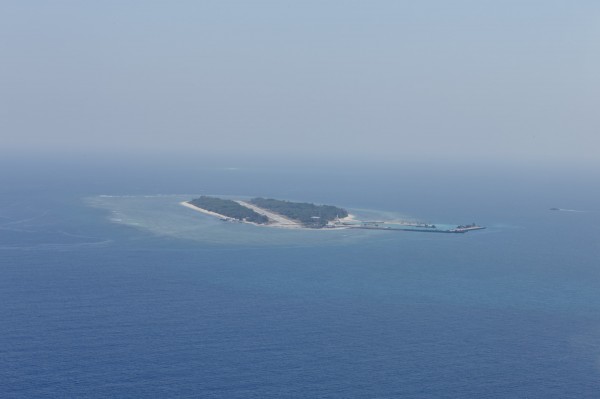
234;200;303;228
338;214;356;223
181;200;355;230
180;201;233;220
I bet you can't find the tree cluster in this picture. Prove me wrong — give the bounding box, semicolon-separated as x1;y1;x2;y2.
250;198;348;228
189;196;269;224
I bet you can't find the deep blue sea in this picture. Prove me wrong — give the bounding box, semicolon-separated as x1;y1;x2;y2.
1;159;599;398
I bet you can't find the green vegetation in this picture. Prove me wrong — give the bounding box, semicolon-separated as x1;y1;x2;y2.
189;196;269;224
250;197;348;228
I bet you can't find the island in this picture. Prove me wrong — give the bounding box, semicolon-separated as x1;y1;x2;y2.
183;196;349;228
182;196;485;233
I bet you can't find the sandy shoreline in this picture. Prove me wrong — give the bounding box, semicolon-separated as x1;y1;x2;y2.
234;200;303;229
180;201;233;220
181;201;354;230
338;214;356;223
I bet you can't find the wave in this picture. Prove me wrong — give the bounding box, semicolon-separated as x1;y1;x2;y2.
0;239;113;251
0;211;49;227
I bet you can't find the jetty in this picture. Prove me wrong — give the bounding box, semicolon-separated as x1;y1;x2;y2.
335;221;485;234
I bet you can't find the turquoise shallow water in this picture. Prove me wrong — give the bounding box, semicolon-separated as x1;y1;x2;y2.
1;162;600;397
84;194;482;245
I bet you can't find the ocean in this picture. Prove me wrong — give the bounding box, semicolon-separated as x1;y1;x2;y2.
1;159;599;398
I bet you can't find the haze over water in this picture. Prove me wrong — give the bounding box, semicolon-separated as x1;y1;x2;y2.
2;1;599;164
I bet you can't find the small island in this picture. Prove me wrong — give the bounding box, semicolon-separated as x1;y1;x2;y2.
183;196;349;228
182;196;485;233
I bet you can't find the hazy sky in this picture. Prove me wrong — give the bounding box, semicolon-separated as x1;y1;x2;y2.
1;1;599;164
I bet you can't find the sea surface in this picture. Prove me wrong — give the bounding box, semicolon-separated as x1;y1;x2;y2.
1;159;599;398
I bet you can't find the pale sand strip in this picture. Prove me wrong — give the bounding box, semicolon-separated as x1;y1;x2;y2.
180;201;231;219
181;200;354;230
338;214;356;223
234;200;303;229
237;201;355;229
181;200;301;229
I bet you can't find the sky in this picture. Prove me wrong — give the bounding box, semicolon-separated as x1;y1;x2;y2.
1;1;599;165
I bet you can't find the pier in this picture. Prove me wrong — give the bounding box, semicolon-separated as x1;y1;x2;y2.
333;220;485;234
